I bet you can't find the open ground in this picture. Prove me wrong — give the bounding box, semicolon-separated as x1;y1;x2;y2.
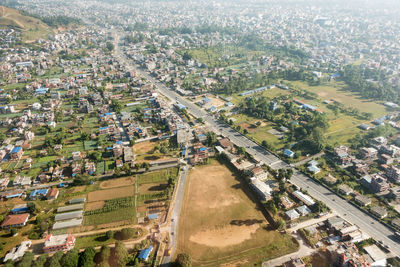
177;160;298;266
87;186;134;202
99;177;136;189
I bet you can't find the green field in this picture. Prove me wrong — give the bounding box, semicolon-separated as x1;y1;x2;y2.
84;207;136;226
228;80;391;147
137;167;179;185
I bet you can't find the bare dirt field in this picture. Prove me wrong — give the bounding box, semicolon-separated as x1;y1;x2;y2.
73;185;86;193
85;201;105;211
100;177;135;189
133;141;158;155
87;186;134;202
177;160;298;265
239;122;258;133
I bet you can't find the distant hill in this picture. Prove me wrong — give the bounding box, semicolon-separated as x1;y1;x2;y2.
0;6;52;41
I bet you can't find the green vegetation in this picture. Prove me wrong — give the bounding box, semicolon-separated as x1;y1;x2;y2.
137;167;179;185
84;207;136;225
84;197;134;216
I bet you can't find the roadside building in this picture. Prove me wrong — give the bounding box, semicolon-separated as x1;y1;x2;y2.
43;234;76;253
338;184;353;195
46;188;59;200
292;190;315;206
370;206;388;219
285;209;300;221
1;213;29;229
355;195;371;206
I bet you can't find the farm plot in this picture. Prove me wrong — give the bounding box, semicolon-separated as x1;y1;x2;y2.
100;177;135;189
177;160;298;266
137;167;179;185
84;195;136;226
87;186;134;202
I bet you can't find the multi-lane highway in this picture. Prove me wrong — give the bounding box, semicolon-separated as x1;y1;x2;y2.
113;33;400;257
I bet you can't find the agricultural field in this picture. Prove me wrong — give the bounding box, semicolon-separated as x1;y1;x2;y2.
84;185;136;226
99;177;135;189
177;160;298;266
137;167;178;185
87;186;134;202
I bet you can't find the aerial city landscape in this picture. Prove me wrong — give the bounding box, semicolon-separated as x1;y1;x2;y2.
0;0;400;266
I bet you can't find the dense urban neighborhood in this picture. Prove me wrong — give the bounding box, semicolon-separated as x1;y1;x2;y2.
0;0;400;266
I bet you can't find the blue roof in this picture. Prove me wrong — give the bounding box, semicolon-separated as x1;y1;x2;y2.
30;189;48;198
138;246;153;260
199;147;207;151
99;127;108;130
11;207;29;213
148;214;158;219
5;193;22;199
105;112;112;116
203;97;211;102
284;149;294;157
11;146;22;153
116;141;123;144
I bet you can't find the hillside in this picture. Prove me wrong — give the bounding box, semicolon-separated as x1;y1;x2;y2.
0;6;52;41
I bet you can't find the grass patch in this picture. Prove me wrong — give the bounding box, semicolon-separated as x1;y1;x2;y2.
137;167;179;185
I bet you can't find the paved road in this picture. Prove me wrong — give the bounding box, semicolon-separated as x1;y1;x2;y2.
113;33;400;257
162;166;189;264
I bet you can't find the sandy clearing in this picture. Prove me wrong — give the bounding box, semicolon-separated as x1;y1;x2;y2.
189;224;260;248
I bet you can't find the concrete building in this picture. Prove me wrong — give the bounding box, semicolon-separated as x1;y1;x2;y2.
43;234;76;253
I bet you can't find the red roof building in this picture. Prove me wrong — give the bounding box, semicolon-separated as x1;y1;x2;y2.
1;213;29;229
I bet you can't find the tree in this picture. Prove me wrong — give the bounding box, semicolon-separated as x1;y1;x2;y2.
32;254;48;267
176;253;192;267
16;251;34;267
106;230;114;240
115;228;135;240
96;245;110;265
60;248;79;267
110;99;122;113
206;132;216;146
106;42;114;51
48;251;64;267
79;247;96;267
27;202;37;214
275;218;286;230
112;241;128;267
237;146;246;155
80;132;90;141
90;151;102;162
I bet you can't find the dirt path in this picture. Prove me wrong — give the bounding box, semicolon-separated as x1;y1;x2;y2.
30;224;147;245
